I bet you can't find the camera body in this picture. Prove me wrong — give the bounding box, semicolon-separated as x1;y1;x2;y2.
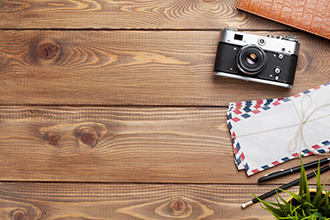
214;28;300;88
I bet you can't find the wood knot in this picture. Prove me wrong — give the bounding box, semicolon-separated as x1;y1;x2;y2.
154;197;193;218
78;127;98;148
170;199;187;216
38;43;59;60
12;210;28;220
47;133;59;146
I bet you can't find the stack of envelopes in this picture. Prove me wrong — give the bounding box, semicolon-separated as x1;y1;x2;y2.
227;82;330;176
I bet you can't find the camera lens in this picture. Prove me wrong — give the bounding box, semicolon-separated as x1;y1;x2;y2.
237;45;266;75
246;53;258;65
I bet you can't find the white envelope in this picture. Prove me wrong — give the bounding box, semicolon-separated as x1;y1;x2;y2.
228;82;330;176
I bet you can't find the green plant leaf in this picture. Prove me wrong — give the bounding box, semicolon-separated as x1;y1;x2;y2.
314;211;324;217
313;161;323;207
277;189;290;206
278;188;306;204
318;190;330;211
275;196;289;216
299;154;310;202
324;189;329;217
252;193;286;217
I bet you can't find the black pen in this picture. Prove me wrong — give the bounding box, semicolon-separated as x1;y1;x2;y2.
242;165;330;209
258;158;330;182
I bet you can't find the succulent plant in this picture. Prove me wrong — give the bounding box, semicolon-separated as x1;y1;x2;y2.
254;155;330;220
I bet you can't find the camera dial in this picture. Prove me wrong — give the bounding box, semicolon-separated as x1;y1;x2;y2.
237;45;267;75
258;37;267;46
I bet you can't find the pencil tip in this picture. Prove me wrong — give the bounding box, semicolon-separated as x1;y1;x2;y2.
241;201;253;209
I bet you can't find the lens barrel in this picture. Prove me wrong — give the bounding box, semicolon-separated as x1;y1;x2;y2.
237;45;266;75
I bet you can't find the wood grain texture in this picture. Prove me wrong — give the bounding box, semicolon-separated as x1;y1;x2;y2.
0;182;303;220
0;0;288;30
0;105;329;184
0;106;231;183
0;30;330;106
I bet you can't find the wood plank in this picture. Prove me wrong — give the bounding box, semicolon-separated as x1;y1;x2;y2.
0;106;329;184
0;30;329;106
0;0;289;30
0;182;304;220
0;106;231;183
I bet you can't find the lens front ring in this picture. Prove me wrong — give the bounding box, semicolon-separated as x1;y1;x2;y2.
237;45;267;75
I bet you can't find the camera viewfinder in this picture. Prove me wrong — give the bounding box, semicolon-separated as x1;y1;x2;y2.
234;34;243;41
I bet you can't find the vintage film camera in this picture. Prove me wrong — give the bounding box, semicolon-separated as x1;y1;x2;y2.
214;28;300;88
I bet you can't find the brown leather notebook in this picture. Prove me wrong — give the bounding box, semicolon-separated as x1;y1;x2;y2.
237;0;330;40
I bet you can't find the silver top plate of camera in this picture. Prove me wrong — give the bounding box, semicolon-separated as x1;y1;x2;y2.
220;28;299;56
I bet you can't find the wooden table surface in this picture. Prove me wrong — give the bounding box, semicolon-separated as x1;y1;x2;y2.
1;0;330;219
